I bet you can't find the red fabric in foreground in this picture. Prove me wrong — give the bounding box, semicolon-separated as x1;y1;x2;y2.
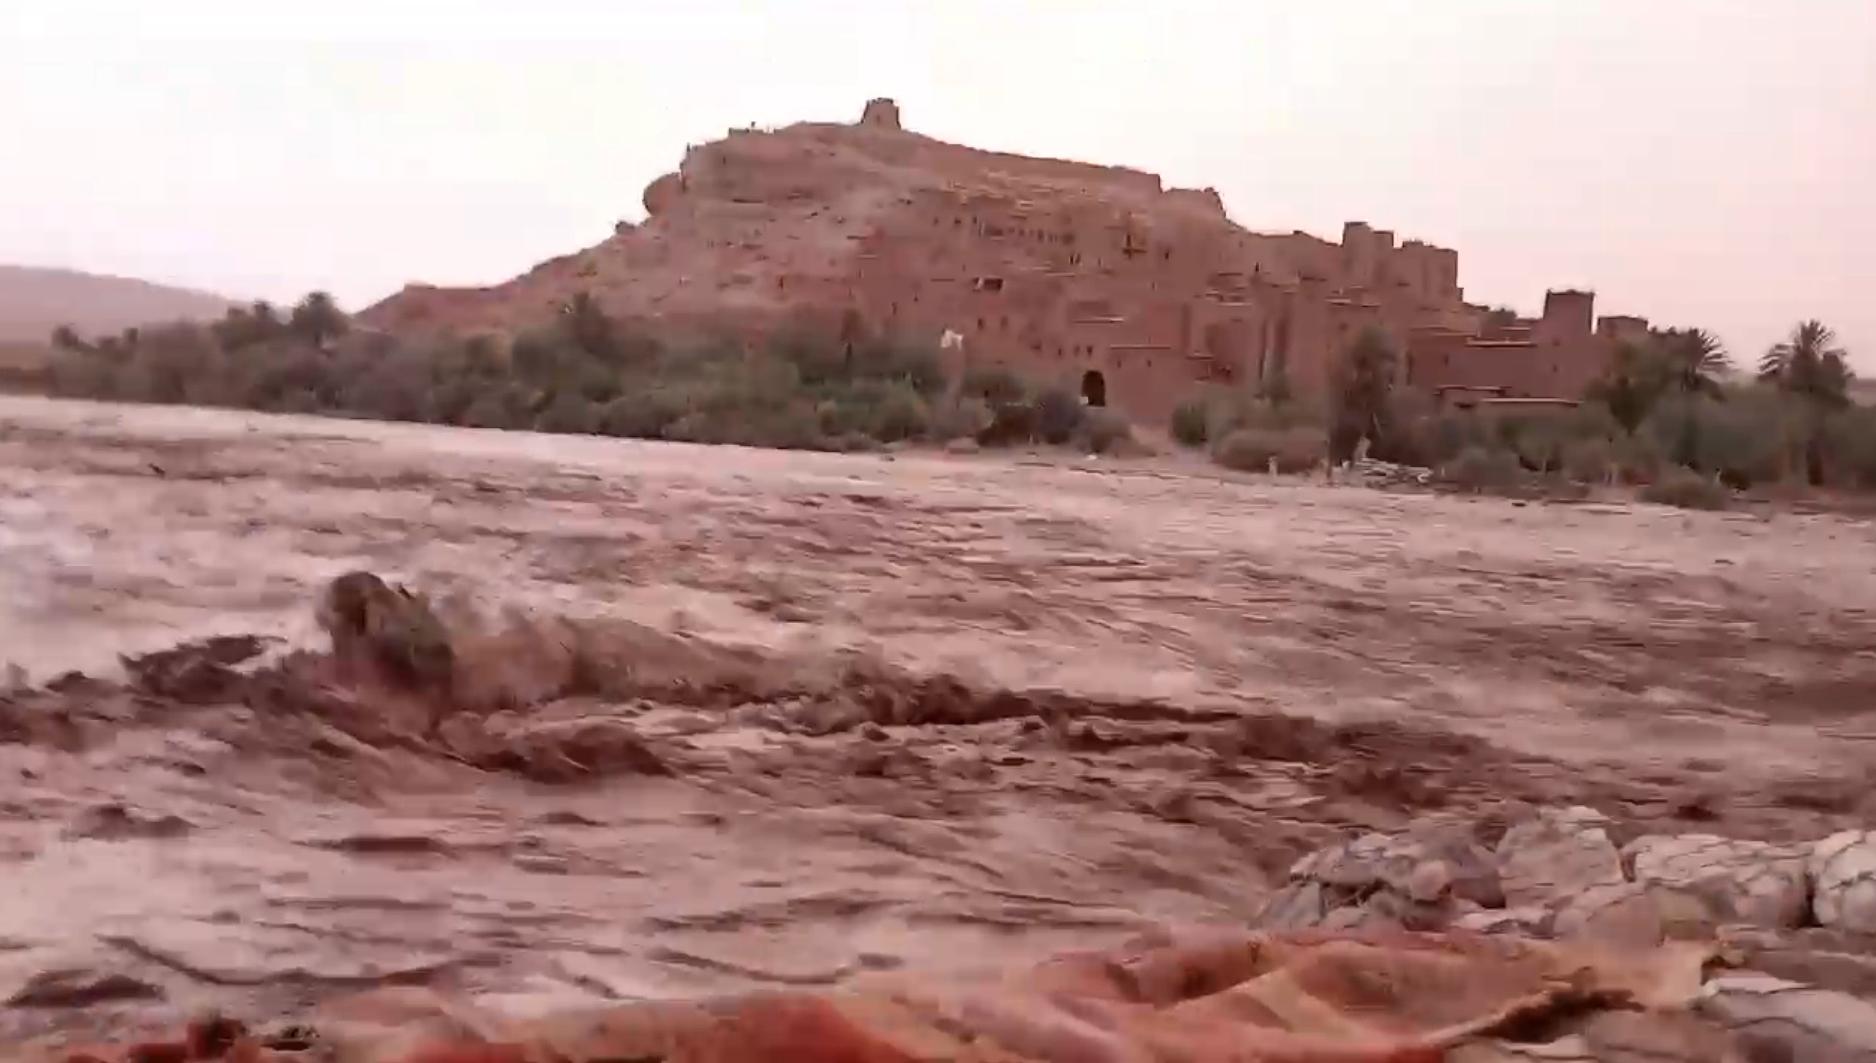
24;929;1712;1063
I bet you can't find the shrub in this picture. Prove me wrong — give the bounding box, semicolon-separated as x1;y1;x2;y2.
820;431;873;453
1641;466;1729;510
1504;417;1570;473
460;388;530;430
1825;407;1876;489
1371;389;1441;466
961;366;1028;406
1561;437;1615;484
1329;327;1399;462
335;344;433;422
929;395;992;441
1078;408;1135;455
48;351;119;399
1035;387;1084;445
734;401;827;450
117;323;220;404
535;392;602;435
765;329;844;386
599;389;688;439
1170;399;1210;447
1640;391;1811;487
977;401;1040;447
862;382;930;443
812;394;875;439
1440;446;1522;493
1212;427;1325;474
1209;391;1318;438
1693;396;1797;487
1611;431;1665;485
663;411;709;443
872;342;947;397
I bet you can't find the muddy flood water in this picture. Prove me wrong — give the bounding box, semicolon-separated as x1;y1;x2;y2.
3;394;1875;1042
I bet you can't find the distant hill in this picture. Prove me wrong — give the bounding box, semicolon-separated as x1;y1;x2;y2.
0;265;236;343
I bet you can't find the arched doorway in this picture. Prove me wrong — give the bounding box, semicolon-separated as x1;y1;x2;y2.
1080;369;1107;408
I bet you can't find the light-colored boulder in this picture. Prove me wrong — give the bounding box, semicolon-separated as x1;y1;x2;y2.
1699;973;1876;1062
1257;880;1325;930
1719;925;1876;999
1261;819;1500;930
1452;905;1553;936
1813;831;1876;934
1625;833;1811;931
1291;820;1500;901
1496;806;1624;908
1550;881;1663;949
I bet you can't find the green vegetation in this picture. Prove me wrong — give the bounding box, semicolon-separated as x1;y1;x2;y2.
1034;386;1084;445
1759;319;1852;406
1640;466;1730;510
1329;326;1399;462
959;365;1028;406
1169;398;1210;447
1439;446;1524;494
43;292;1866;497
1179;316;1865;501
1586;327;1731;432
44;292;1148;455
1212;426;1326;474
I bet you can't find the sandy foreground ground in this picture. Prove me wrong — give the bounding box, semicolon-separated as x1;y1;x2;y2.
2;394;1874;1039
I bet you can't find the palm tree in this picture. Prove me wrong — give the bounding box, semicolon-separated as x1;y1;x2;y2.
560;291;618;362
1760;319;1851;407
1587;341;1669;432
1330;327;1398;460
250;300;284;339
288;291;348;347
1760;320;1855;484
1655;327;1730;397
49;324;84;351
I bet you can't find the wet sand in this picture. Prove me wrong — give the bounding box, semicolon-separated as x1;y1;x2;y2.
2;394;1874;1038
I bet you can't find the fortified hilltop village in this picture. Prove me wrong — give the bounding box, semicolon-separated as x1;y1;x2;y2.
10;34;1876;1062
365;99;1648;423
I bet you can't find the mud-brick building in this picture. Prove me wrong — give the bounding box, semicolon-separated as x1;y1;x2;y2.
365;101;1642;423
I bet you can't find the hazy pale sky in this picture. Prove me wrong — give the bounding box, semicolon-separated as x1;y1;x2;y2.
3;1;1872;369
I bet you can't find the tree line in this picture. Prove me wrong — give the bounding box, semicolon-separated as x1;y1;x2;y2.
1174;318;1872;497
44;292;1131;454
45;291;1870;495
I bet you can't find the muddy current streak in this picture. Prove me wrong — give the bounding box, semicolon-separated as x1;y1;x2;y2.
1;395;1874;1043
